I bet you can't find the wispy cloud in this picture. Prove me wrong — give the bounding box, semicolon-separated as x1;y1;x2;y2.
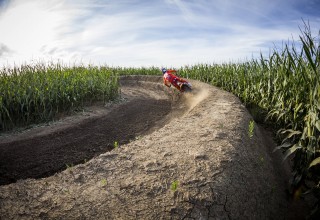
0;0;319;67
0;43;11;57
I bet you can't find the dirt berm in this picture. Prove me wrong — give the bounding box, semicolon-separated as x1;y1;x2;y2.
0;76;304;219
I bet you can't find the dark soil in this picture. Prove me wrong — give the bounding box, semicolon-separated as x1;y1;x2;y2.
0;98;171;185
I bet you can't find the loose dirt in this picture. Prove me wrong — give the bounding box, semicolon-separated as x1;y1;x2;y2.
0;76;310;219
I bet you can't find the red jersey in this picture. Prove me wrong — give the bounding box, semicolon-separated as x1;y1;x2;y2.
163;70;178;87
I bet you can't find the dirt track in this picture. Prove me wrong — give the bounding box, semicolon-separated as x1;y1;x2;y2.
0;76;308;219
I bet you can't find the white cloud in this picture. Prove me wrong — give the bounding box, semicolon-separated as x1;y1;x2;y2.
0;0;90;65
0;0;319;67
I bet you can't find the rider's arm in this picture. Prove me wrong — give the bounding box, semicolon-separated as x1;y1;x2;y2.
163;77;171;87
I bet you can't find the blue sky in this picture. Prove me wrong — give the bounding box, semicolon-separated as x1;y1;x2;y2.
0;0;319;67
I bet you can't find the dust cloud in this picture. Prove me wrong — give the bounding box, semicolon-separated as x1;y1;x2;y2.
185;87;210;112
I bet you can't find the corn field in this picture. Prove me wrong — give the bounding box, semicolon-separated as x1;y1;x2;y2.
0;63;119;131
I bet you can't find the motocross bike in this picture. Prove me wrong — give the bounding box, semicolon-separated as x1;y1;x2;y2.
174;78;192;92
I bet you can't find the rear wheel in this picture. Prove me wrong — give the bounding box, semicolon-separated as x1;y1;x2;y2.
181;84;192;93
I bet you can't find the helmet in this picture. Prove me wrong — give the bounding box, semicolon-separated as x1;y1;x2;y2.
161;68;167;74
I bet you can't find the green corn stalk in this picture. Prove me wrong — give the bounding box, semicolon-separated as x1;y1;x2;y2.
0;62;120;131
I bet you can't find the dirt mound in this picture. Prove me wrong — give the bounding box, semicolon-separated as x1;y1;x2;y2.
0;76;306;219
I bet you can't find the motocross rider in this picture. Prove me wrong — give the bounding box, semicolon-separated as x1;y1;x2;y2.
162;68;180;88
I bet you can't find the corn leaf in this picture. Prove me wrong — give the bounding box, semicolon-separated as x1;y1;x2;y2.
315;120;320;132
273;142;292;152
308;157;320;169
283;144;302;161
